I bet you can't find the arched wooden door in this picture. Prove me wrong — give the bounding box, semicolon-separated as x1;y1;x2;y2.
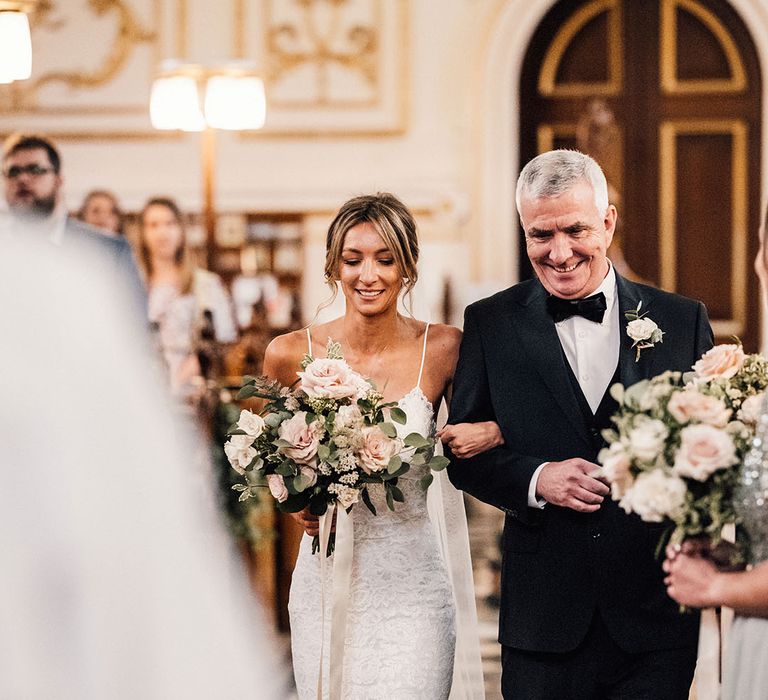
520;0;762;351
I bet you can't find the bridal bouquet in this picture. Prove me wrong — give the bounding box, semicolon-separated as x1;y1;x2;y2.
600;344;768;552
223;339;448;554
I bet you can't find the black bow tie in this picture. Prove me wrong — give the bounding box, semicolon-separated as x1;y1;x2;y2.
546;292;607;324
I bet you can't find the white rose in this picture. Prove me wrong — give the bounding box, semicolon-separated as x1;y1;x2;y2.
628;418;669;462
278;412;322;466
739;393;765;426
335;484;360;509
267;474;289;503
673;424;739;481
298;358;369;400
599;443;633;500
693;344;745;380
627;317;661;343
620;469;686;522
224;434;257;474
237;409;266;438
667;389;731;427
357;425;403;474
335;404;364;431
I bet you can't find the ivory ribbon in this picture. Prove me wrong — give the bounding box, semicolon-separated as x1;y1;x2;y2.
695;523;736;700
316;503;354;700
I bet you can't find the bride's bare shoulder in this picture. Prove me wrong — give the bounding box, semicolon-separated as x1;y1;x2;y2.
263;329;309;382
425;323;462;354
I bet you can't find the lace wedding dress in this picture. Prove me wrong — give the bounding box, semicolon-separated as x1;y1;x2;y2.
289;325;484;699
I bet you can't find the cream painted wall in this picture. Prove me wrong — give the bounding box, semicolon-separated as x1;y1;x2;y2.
7;0;768;331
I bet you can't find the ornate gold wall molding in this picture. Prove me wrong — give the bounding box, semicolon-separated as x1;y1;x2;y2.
660;0;747;94
538;0;622;97
658;119;748;337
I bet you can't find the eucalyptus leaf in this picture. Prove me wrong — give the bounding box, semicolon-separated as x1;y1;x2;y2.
409;452;426;467
305;412;317;425
264;413;282;428
387;455;402;474
226;427;248;436
362;488;377;516
294;472;313;492
390;485;405;503
428;455;450;471
389;407;407;425
420;473;434;490
236;385;259;400
317;444;331;462
276;462;296;477
385;486;394;511
404;432;431;449
273;439;293;448
378;422;397;438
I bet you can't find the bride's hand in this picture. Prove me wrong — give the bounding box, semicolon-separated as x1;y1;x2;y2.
438;421;504;459
289;507;336;537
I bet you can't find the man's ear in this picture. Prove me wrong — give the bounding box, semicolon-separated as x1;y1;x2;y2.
604;204;617;247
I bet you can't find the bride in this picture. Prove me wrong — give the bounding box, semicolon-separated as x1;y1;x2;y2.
263;193;497;699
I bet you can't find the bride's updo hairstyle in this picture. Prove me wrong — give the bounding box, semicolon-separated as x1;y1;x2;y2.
322;192;419;307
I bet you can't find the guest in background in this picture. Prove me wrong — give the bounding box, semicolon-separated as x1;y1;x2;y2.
138;196;237;397
1;133;145;315
77;189;124;236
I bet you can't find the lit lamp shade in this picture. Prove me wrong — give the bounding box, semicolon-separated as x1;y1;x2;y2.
0;11;32;84
149;74;205;131
204;75;266;131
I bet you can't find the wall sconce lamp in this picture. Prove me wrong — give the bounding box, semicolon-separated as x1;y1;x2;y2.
0;0;36;84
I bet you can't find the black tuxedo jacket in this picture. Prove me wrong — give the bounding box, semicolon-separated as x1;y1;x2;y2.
447;274;714;654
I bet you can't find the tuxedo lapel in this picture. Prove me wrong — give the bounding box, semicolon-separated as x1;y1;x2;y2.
617;274;652;389
509;282;591;444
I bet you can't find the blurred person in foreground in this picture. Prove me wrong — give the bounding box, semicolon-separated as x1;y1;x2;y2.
664;205;768;700
77;188;125;236
0;234;288;700
138;196;237;398
1;133;145;313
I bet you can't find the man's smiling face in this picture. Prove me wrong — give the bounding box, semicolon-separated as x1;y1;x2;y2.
520;179;616;300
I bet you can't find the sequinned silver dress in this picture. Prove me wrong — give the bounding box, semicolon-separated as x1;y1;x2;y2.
723;402;768;700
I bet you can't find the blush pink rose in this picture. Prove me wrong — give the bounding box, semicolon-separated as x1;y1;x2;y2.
298;358;369;400
357;426;403;474
673;424;738;481
278;412;321;466
667;389;731;427
693;344;746;380
267;474;289;503
739;393;765;425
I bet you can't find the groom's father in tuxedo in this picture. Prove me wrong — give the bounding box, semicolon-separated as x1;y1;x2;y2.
446;150;713;699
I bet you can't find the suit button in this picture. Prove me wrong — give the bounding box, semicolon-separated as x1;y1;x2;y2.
590;527;601;540
590;428;600;438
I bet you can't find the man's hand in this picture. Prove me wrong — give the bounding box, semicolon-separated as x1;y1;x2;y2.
536;458;609;512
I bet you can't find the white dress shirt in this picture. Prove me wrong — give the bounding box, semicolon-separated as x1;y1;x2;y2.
528;264;620;507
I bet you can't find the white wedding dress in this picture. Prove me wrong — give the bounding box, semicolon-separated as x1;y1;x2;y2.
289;325;484;699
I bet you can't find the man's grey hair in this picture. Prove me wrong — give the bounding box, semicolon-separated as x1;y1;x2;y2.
515;149;609;218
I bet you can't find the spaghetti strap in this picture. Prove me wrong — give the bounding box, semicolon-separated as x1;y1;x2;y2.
416;322;430;389
305;327;313;356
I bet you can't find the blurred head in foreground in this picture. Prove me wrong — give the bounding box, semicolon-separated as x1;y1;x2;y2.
0;235;287;699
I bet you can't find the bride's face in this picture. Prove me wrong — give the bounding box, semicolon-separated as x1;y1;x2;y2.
339;222;402;316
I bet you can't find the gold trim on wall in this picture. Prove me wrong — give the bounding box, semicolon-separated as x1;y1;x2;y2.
536;123;577;153
660;0;747;94
658;119;748;336
538;0;622;97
